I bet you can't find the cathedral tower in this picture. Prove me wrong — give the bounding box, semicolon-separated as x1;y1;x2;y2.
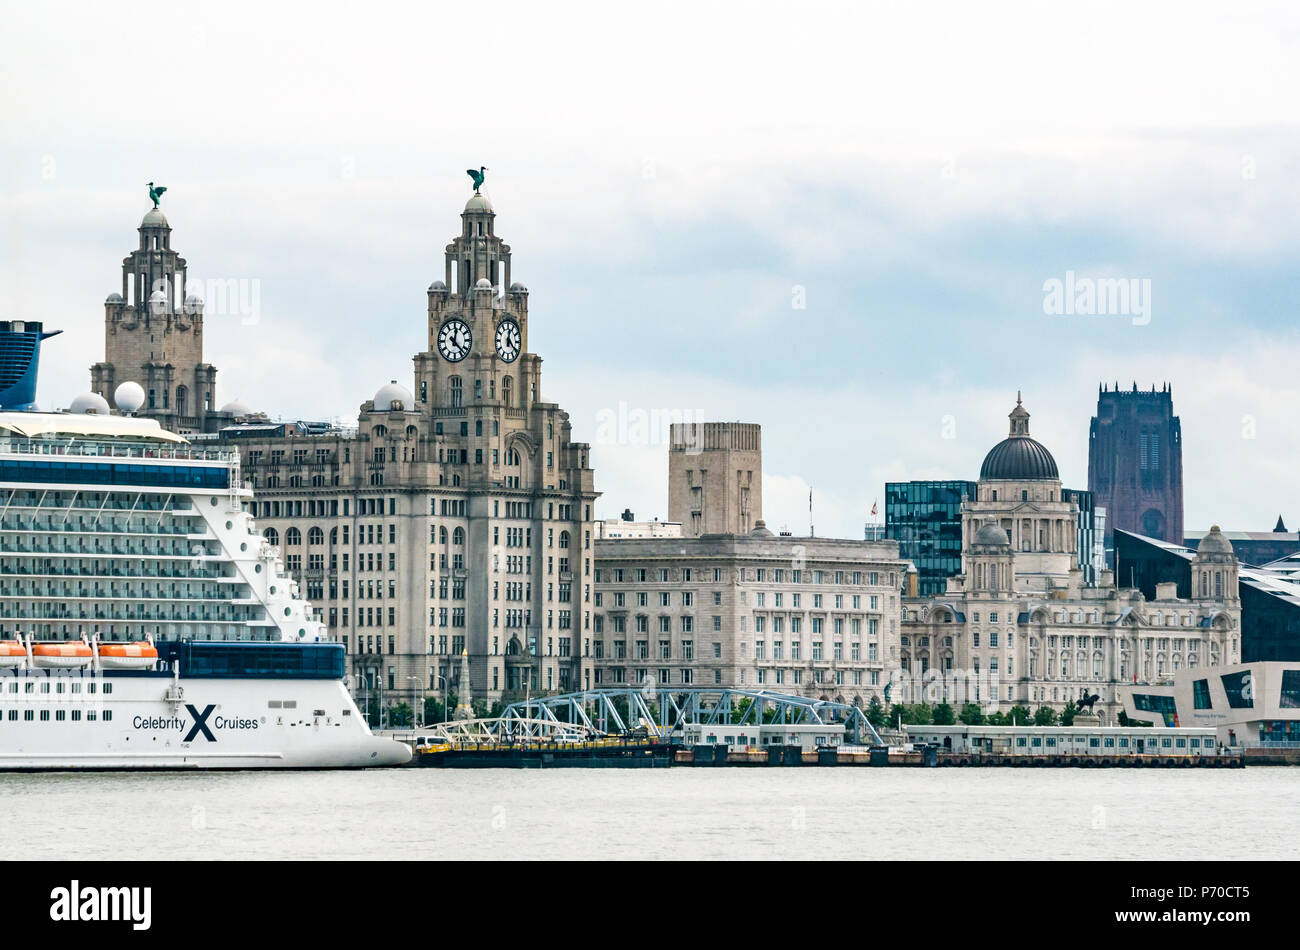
1088;383;1184;546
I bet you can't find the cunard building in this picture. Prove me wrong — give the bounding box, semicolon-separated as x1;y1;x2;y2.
900;397;1241;720
93;185;598;709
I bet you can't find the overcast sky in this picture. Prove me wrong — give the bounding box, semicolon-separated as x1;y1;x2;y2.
3;1;1299;537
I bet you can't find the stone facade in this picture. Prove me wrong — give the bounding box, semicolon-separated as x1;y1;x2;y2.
901;398;1239;720
90;207;223;435
99;190;598;712
593;529;906;704
668;422;761;537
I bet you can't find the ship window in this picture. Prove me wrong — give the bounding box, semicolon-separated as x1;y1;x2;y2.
103;710;112;721
40;710;49;721
104;683;112;694
6;710;14;720
87;710;97;721
24;710;33;721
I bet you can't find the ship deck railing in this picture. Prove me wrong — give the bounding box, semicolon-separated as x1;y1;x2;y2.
0;438;235;464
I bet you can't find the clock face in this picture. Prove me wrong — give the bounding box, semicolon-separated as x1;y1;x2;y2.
437;319;472;362
495;319;521;362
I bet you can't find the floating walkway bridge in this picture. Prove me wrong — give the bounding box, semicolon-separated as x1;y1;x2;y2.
493;686;884;746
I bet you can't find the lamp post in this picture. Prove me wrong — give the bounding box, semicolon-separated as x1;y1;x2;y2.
406;675;419;731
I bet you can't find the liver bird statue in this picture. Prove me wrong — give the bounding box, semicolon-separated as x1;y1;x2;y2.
147;181;167;208
466;166;487;193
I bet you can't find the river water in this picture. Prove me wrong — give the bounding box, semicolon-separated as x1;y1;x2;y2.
0;767;1291;860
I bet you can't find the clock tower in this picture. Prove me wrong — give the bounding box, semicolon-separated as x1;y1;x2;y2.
396;187;598;702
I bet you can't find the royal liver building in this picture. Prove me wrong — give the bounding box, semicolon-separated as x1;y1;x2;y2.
96;184;598;710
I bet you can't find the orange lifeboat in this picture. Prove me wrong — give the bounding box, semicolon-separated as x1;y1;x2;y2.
97;641;158;670
0;640;25;668
32;641;93;669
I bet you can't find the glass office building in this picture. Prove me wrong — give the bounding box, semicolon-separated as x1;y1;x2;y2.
885;481;976;596
1063;487;1105;585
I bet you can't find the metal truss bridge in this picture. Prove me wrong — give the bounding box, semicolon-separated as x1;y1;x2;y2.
496;687;884;746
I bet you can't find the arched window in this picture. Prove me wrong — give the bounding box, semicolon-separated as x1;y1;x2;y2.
559;531;570;549
285;527;302;545
329;527;338;545
264;528;279;546
308;527;324;545
176;385;188;416
453;527;465;545
406;425;418;440
503;376;513;408
373;425;388;439
439;526;449;544
449;377;463;407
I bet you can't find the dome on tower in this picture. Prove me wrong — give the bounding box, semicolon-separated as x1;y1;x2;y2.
474;277;492;290
973;523;1011;547
464;193;494;213
220;399;252;418
373;380;414;412
509;281;528;293
1196;525;1234;557
141;208;169;228
979;394;1059;481
69;392;111;415
105;292;124;304
428;280;447;292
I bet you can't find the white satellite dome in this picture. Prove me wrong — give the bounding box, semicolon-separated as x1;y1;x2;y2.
373;380;414;412
474;277;492;290
69;392;111;415
114;381;146;414
220;399;252;418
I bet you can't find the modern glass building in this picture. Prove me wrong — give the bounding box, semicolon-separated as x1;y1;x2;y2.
885;481;975;596
1063;487;1105;585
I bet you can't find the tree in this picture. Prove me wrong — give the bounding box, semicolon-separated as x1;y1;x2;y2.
865;696;886;727
1033;705;1058;726
1060;701;1078;727
423;697;447;724
1005;704;1034;726
389;702;413;728
985;711;1007;726
932;702;956;725
901;703;933;726
958;703;985;726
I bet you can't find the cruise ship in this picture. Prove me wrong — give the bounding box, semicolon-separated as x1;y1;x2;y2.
0;321;410;768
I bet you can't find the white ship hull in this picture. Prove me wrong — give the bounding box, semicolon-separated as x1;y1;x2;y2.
0;671;411;770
